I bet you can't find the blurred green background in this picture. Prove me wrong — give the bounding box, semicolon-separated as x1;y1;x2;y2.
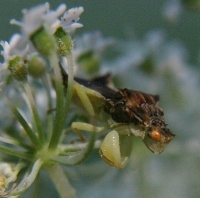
1;1;200;198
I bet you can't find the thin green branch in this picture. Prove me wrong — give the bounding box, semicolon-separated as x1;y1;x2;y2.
48;53;66;150
24;82;45;144
45;163;76;198
64;53;74;115
73;132;96;165
0;136;31;150
0;144;31;160
2;95;41;149
41;74;54;142
51;132;96;165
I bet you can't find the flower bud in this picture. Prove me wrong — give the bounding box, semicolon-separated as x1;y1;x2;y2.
30;27;56;56
27;55;46;78
54;27;73;56
8;56;27;81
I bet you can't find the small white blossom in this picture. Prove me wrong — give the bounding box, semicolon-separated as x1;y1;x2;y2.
74;31;114;57
11;3;67;36
0;163;14;179
42;3;67;34
0;34;29;68
61;7;84;33
0;163;17;194
11;3;50;36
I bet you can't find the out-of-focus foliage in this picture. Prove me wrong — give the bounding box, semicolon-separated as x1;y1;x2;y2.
182;0;200;9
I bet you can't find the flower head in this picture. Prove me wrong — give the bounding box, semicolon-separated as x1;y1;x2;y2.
60;7;84;33
10;3;67;36
0;34;28;65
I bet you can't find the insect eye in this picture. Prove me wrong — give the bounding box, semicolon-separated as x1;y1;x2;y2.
150;130;161;141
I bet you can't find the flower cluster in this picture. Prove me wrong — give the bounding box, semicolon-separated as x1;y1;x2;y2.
0;2;124;197
0;3;87;197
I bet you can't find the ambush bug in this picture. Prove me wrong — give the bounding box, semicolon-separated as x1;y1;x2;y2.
61;67;175;168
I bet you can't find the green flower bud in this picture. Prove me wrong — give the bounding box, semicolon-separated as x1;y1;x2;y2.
54;27;73;56
30;27;56;57
27;55;46;78
8;56;27;81
77;51;100;74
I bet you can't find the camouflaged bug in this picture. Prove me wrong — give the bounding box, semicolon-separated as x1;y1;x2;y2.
61;66;175;167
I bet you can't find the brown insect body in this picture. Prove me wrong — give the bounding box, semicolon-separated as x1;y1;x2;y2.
60;66;175;154
105;89;161;125
104;88;175;154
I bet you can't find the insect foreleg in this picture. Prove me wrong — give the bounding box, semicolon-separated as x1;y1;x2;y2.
71;122;105;133
74;84;96;116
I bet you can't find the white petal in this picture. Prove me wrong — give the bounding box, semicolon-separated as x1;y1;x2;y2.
22;3;50;35
61;7;84;32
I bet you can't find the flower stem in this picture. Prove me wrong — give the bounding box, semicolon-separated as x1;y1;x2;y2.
45;163;76;198
0;144;31;160
41;74;54;142
48;53;66;150
48;52;75;150
24;82;45;144
2;94;41;149
50;132;96;165
74;132;96;164
64;53;74;115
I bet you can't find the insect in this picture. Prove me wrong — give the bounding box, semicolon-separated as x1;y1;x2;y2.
61;66;175;168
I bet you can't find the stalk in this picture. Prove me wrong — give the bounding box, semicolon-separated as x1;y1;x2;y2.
45;163;76;198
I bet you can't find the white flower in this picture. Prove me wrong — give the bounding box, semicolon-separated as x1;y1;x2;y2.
0;160;43;197
10;3;67;36
0;34;28;64
0;163;15;180
74;31;114;57
60;7;84;33
42;3;67;34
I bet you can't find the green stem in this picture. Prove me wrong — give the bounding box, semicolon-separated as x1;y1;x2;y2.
48;53;65;150
48;52;75;150
0;144;31;160
24;82;45;144
2;95;41;149
74;132;96;164
64;53;74;115
0;136;31;150
41;74;53;110
41;75;54;142
51;132;96;165
45;163;76;198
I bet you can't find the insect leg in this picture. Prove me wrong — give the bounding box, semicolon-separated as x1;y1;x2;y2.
71;122;105;133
